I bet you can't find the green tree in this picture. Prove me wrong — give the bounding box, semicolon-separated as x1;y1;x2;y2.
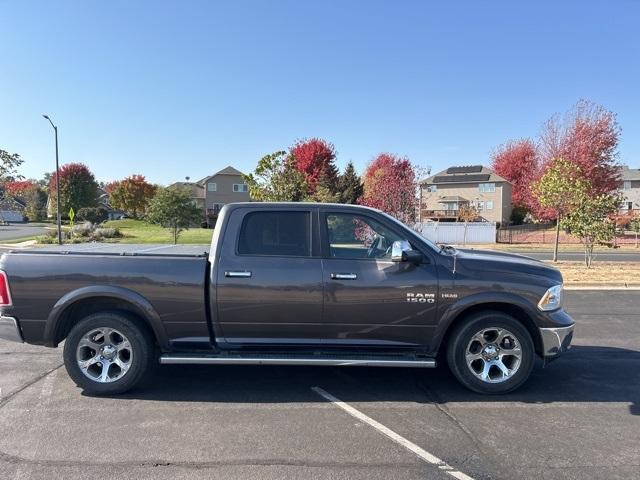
146;187;202;244
561;192;619;268
532;158;589;262
310;167;340;203
22;184;47;221
337;161;363;204
628;215;640;248
244;151;308;201
0;149;24;182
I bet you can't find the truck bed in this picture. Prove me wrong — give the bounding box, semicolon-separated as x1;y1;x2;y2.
8;243;210;257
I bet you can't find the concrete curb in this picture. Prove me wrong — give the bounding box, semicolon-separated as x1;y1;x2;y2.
564;284;640;290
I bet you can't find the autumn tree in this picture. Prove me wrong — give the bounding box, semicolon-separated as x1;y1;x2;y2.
108;174;157;218
290;138;338;195
360;153;418;224
3;180;47;221
490;139;540;218
630;215;640;248
48;163;99;218
146;187;202;244
458;204;479;245
539;100;621;196
337;161;363;204
532;158;590;262
244;151;308;201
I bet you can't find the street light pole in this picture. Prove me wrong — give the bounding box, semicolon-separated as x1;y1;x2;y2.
42;114;62;245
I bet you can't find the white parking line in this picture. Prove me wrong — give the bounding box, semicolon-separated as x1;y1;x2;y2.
312;386;475;480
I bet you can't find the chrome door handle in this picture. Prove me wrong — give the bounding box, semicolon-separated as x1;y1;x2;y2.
330;273;357;280
225;271;252;278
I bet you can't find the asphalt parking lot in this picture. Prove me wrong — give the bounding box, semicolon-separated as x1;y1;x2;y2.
0;290;639;480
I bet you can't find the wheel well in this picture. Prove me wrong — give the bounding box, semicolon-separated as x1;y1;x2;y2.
53;297;156;346
438;302;543;357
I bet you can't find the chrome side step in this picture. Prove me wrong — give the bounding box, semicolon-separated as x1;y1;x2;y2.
159;354;436;368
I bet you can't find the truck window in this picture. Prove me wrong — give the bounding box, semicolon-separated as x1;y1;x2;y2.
325;213;402;259
238;211;311;257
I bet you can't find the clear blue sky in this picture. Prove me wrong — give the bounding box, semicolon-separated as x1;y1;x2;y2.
1;0;639;185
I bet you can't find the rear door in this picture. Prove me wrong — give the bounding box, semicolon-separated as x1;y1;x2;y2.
215;207;324;345
320;209;438;348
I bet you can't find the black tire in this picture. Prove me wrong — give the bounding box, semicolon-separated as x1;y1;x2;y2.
63;311;155;395
446;310;535;394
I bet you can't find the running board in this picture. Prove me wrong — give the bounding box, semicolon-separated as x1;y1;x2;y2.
159;353;436;368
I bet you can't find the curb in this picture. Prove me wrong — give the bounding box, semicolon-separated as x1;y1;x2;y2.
564;284;640;290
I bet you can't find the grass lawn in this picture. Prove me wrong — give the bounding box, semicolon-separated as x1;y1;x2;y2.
545;261;640;286
103;219;213;244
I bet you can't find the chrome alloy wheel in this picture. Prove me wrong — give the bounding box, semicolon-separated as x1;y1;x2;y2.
76;327;133;383
465;327;522;384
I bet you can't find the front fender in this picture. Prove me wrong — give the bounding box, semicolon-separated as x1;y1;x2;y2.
431;291;541;354
44;285;168;348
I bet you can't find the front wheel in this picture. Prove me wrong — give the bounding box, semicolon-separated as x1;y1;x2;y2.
446;311;535;394
63;312;155;395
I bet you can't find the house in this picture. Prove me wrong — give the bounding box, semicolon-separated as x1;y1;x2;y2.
618;166;640;212
0;196;26;223
419;165;512;225
170;166;250;226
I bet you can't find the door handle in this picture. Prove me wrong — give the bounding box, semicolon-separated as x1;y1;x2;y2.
225;271;252;278
330;273;357;280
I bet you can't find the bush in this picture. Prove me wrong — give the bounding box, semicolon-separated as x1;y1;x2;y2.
71;222;94;237
77;207;108;224
91;227;121;241
36;230;66;244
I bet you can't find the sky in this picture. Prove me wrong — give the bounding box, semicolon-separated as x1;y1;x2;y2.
1;0;639;185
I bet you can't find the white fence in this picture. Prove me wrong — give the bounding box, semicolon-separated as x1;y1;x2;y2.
414;222;497;245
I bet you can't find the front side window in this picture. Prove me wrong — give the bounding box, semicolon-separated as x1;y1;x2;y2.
233;183;248;192
208;182;217;192
238;211;311;257
624;181;631;190
479;183;495;193
485;200;494;210
326;213;403;260
426;185;437;193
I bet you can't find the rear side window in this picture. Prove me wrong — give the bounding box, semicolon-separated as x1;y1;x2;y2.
238;211;311;257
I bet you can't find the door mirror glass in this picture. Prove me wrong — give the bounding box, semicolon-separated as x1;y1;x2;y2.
391;240;412;262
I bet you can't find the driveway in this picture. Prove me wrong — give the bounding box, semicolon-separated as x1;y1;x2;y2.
0;290;638;479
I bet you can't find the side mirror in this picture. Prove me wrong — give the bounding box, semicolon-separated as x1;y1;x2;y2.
391;240;423;264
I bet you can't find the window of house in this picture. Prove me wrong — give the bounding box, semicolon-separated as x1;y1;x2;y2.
485;200;494;210
238;211;311;257
476;201;484;211
478;183;495;193
628;202;633;210
426;185;437;193
623;181;631;190
325;213;403;260
207;182;217;192
233;183;248;193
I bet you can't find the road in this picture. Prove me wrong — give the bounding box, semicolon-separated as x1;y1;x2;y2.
0;224;47;242
0;291;638;479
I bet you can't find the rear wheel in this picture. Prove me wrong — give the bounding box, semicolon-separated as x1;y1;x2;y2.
446;311;535;394
63;312;155;395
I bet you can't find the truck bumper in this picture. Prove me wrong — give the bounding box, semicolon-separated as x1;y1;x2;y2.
0;316;23;343
539;324;574;361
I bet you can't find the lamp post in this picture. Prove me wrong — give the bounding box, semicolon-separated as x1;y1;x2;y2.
42;114;62;245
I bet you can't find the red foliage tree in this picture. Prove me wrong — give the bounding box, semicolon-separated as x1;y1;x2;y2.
540;99;621;195
3;180;35;197
289;138;338;194
360;153;417;224
491;139;540;211
49;163;99;217
108;174;157;218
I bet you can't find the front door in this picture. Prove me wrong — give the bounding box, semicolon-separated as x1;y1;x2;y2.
321;211;438;348
215;208;324;345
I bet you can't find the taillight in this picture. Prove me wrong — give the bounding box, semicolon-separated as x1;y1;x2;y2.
0;271;12;306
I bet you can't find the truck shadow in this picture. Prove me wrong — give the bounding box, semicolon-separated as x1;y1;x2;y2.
108;345;640;416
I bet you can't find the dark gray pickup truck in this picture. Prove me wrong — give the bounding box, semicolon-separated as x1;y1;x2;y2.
0;203;574;395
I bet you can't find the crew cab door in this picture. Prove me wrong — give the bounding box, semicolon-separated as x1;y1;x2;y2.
320;210;438;347
215;207;324;345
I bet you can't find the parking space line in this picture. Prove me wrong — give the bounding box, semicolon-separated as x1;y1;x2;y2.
311;386;475;480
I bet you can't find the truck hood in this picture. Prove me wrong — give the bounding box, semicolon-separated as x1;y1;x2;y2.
453;248;563;282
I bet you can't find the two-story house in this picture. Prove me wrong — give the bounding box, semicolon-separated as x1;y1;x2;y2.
170;166;250;226
419;165;512;225
619;166;640;212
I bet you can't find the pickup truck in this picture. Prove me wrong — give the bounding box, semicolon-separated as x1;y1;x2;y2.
0;202;574;395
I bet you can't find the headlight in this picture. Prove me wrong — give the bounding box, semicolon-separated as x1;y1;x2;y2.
538;284;563;311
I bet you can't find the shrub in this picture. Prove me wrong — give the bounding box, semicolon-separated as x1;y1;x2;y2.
91;227;121;241
71;222;94;237
77;207;109;224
